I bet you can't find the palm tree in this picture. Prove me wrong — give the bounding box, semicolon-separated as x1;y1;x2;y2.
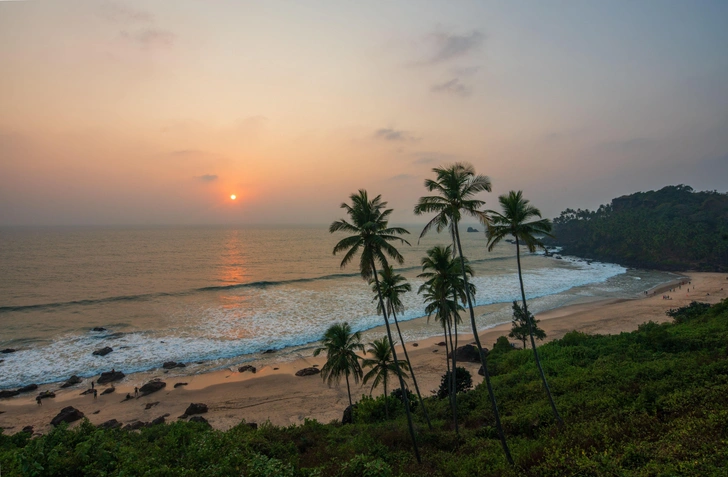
330;190;421;463
371;266;432;429
418;245;472;433
313;322;365;407
414;163;513;464
486;190;564;427
362;338;411;419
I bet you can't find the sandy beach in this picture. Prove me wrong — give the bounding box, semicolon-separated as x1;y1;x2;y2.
1;271;726;436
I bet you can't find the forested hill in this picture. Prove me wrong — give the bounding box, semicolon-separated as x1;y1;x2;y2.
550;185;728;271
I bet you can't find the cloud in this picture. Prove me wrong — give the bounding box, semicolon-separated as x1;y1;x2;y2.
411;151;461;165
374;128;418;142
196;174;218;182
98;2;154;24
390;173;416;181
121;28;175;49
431;78;472;97
451;65;480;77
422;30;484;65
596;137;655;154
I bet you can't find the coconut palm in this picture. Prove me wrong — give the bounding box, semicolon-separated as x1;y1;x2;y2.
414;163;513;464
362;337;410;419
330;190;421;463
486;190;563;427
370;266;432;429
313;322;365;407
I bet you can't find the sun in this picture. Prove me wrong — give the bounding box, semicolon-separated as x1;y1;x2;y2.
230;194;237;200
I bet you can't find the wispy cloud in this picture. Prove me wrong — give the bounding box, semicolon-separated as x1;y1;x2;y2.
451;65;480;77
121;28;175;49
100;2;175;50
390;173;416;180
431;78;472;97
374;128;418;142
411;151;461;165
420;30;484;65
196;174;218;182
98;2;154;24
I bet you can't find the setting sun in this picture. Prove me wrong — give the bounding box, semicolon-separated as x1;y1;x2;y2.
230;194;236;200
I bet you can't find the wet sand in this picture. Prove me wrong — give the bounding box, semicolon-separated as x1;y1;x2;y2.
1;272;725;435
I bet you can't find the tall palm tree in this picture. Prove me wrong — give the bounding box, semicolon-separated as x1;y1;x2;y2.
414;163;513;465
362;338;411;419
486;190;564;427
313;322;365;407
418;245;472;433
330;190;421;463
371;266;432;429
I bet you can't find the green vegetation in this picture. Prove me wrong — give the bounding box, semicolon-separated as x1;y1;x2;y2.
508;301;546;350
362;338;410;419
313;322;364;407
3;299;727;475
551;185;728;271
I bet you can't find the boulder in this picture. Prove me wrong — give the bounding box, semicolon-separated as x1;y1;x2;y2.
97;419;122;430
448;344;484;363
412;343;418;347
21;425;34;434
188;415;210;426
38;390;56;400
246;422;258;430
1;348;16;354
101;386;115;395
122;421;147;431
238;365;256;374
150;415;166;426
0;359;4;364
466;227;479;233
91;327;107;332
80;389;94;395
139;380;166;396
50;406;84;426
295;367;320;377
181;403;208;418
61;375;83;388
97;370;125;384
436;341;446;346
0;390;18;399
162;361;186;369
18;384;38;394
262;349;276;354
145;401;160;410
93;346;113;356
174;382;188;388
342;405;355;425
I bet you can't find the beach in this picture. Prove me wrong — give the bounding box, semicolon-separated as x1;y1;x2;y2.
1;271;725;435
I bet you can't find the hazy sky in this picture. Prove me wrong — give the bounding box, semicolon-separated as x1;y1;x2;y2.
1;1;726;226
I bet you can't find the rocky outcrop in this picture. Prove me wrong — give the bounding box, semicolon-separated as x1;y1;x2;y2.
188;416;210;427
0;384;39;399
245;422;258;430
50;406;84;426
93;346;113;356
21;425;34;434
180;403;208;418
38;390;56;400
262;349;276;354
436;341;446;346
1;348;16;354
97;419;122;430
447;344;484;363
238;365;256;374
91;327;107;332
162;361;186;369
139;380;166;396
466;227;479;233
122;421;147;431
61;375;83;388
150;415;166;426
342;405;355;425
173;382;188;388
295;367;320;377
101;386;115;395
97;370;125;384
144;401;159;410
18;384;38;394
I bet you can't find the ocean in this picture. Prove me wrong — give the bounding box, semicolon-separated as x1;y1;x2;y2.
0;225;678;389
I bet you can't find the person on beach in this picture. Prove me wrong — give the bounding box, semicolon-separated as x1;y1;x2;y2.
134;386;139;398
93;389;97;399
36;396;42;406
91;381;94;390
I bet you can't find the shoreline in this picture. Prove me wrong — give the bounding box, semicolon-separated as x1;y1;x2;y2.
1;272;725;435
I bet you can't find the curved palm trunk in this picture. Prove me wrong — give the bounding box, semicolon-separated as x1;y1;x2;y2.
445;313;459;435
453;222;513;465
383;375;389;419
515;236;564;427
449;226;460;436
371;260;421;464
392;309;432;429
345;373;352;407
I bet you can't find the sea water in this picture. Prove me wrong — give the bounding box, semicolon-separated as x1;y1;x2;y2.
0;225;677;389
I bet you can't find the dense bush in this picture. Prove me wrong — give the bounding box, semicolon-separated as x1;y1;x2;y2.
2;299;728;476
435;367;473;399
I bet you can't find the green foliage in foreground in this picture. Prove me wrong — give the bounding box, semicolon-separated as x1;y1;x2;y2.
3;300;728;476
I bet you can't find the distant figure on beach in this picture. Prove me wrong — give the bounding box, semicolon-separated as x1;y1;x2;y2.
36;396;42;406
91;381;94;390
93;389;97;399
134;386;139;398
125;393;132;400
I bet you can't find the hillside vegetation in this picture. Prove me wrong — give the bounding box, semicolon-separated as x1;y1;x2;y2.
2;299;728;476
550;185;728;271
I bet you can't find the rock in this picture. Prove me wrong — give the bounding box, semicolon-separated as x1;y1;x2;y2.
0;359;4;364
122;421;147;431
139;380;166;396
238;365;256;374
448;344;484;363
436;341;446;346
0;390;20;399
181;403;208;417
37;390;56;400
1;348;16;354
273;367;279;370
51;406;84;426
478;366;485;376
101;386;115;395
61;375;83;388
150;415;166;426
80;389;94;395
1;384;39;398
174;382;188;388
97;370;125;385
17;384;38;394
21;425;34;434
262;349;276;354
342;405;355;425
91;327;107;332
188;416;210;426
295;367;320;377
312;364;319;368
92;346;113;356
144;401;160;410
412;343;418;347
246;422;258;430
432;349;438;353
92;410;100;414
466;227;479;233
97;419;122;430
162;361;186;369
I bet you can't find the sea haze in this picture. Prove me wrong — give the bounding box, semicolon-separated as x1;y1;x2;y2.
0;225;677;389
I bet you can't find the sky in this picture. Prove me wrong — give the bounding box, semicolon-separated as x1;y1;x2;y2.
1;0;727;226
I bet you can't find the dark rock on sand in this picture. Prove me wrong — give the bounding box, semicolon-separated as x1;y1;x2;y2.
1;348;16;354
38;390;56;400
101;386;115;395
61;375;83;388
181;403;208;418
162;361;186;369
238;365;256;374
188;415;210;426
174;382;188;388
432;349;438;353
18;384;38;394
91;327;107;332
436;341;446;346
0;390;20;399
93;346;113;356
21;425;34;434
478;366;486;376
295;367;320;377
51;406;84;426
342;405;355;425
80;389;94;395
139;380;166;396
150;415;166;426
92;410;100;414
262;349;276;354
97;419;122;430
412;343;418;347
145;401;160;410
447;344;484;363
123;421;147;431
97;370;125;384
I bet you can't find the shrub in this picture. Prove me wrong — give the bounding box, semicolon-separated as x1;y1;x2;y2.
436;367;472;399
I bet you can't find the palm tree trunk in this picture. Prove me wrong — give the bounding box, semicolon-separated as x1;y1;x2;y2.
384;376;389;419
371;259;421;464
345;373;352;407
515;236;564;427
453;221;513;465
392;309;432;429
445;314;459;435
447;227;460;436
